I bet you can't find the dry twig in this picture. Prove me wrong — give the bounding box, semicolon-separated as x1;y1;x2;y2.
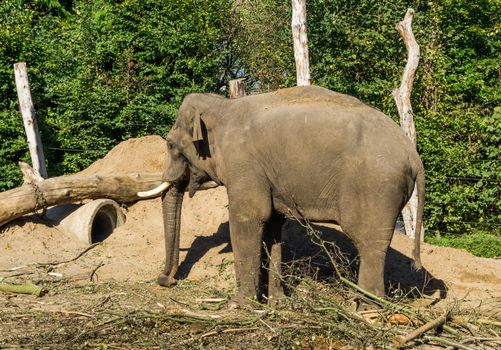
89;261;105;282
424;335;476;350
200;326;259;339
35;242;102;267
477;318;501;328
394;311;449;347
292;211;459;336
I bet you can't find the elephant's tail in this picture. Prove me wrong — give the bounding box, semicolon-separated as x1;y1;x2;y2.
413;164;425;270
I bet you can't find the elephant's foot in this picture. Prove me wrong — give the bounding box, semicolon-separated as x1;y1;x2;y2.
356;241;390;297
227;293;259;310
267;294;286;309
157;273;177;287
267;284;286;308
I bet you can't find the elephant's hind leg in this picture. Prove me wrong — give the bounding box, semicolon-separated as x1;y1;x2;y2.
343;220;396;296
356;237;392;296
263;212;286;305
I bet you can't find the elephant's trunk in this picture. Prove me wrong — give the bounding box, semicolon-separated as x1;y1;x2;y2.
157;180;187;287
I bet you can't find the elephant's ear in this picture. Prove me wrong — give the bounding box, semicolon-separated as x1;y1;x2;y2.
192;110;203;142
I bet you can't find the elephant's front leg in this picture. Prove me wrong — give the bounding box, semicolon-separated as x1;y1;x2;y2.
228;187;272;305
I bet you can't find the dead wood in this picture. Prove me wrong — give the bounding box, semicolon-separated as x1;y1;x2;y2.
291;0;311;86
0;282;46;297
0;162;164;228
393;8;423;241
229;78;246;98
424;335;477;350
394;311;449;347
35;242;103;267
89;261;105;282
477;318;501;328
14;62;48;179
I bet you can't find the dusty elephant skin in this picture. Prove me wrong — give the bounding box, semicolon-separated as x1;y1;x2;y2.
152;85;424;304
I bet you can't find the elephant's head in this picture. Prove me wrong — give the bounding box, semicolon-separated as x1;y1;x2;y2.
138;93;225;287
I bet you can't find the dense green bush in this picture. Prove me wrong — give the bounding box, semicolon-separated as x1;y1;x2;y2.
426;233;501;258
413;0;500;237
0;0;498;243
0;0;233;184
231;0;295;90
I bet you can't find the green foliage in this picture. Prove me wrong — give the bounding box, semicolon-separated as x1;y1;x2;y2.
232;0;295;91
0;111;29;189
426;232;501;258
418;108;500;236
0;0;233;188
308;0;412;110
411;0;500;236
0;0;56;188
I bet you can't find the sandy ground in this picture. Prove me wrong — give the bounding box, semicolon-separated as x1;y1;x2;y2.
1;136;500;314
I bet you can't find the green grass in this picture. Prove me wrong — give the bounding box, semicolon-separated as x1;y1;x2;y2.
426;232;501;258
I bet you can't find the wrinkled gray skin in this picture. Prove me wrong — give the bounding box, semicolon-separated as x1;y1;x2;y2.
158;85;424;303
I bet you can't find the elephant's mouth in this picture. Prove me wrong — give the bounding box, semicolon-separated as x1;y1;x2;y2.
187;167;215;197
138;167;188;198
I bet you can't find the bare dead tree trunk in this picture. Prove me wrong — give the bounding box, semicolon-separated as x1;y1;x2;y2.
393;9;424;241
229;78;246;98
14;62;47;179
291;0;311;86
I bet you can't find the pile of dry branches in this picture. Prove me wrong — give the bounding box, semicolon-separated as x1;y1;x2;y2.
1;224;500;349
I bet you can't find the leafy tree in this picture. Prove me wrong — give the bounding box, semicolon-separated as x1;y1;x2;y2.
231;0;295;91
0;0;233;186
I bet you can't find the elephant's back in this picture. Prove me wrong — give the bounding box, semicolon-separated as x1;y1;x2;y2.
272;85;364;108
224;85;420;181
238;85;367;111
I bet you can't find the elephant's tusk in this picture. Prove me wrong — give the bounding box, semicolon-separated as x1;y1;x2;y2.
137;181;172;198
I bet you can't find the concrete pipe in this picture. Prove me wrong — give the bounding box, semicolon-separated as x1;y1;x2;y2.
45;199;126;245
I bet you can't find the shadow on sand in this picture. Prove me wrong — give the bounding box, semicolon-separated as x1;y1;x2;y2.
176;219;446;298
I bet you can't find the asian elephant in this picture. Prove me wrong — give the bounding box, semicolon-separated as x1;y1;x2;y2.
139;85;424;304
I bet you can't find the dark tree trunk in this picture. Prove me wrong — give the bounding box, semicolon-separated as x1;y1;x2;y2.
157;180;187;287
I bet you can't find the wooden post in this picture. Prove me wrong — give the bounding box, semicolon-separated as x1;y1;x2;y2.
392;9;423;241
14;62;48;179
291;0;311;86
229;78;246;99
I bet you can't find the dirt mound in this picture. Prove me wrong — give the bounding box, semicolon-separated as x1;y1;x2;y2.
79;135;167;175
1;136;500;309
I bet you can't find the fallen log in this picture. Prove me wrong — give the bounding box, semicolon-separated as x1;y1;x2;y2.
0;162;164;228
0;162;219;228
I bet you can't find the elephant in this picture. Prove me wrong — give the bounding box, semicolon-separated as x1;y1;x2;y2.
139;85;424;304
